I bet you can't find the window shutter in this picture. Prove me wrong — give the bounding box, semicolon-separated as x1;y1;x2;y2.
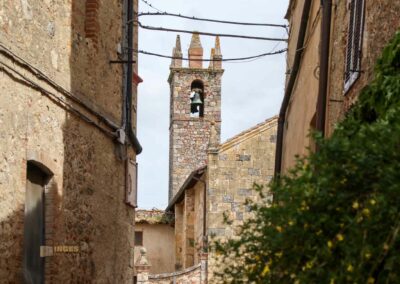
344;0;365;93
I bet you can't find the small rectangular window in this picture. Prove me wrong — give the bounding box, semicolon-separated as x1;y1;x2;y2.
344;0;366;93
134;231;143;246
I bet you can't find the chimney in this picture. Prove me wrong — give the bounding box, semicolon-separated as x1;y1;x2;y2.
188;32;203;68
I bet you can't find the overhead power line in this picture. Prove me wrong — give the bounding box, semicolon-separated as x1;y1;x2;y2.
135;12;288;28
128;48;287;62
140;0;163;12
136;21;288;42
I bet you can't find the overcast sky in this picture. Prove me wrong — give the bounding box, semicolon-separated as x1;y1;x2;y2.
137;0;289;209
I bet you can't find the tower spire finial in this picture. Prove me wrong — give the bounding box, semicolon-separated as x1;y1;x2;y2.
215;36;221;56
209;48;215;69
175;35;182;53
171;35;182;68
188;32;203;68
212;36;222;69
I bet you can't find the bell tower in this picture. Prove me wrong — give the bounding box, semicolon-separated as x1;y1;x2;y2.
168;33;224;200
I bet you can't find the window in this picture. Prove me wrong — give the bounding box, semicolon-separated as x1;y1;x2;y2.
190;80;204;117
344;0;366;93
134;231;143;246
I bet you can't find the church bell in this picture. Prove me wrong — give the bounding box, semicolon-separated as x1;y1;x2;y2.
190;91;203;113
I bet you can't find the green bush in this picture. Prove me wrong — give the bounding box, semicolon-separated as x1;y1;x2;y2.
214;32;400;284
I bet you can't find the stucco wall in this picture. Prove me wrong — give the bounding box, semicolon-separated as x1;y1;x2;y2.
134;224;175;275
281;0;322;172
0;0;138;282
281;0;400;174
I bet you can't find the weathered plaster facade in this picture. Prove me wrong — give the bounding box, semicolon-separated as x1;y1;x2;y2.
280;0;400;173
168;34;223;200
281;0;322;172
0;0;141;282
134;210;175;275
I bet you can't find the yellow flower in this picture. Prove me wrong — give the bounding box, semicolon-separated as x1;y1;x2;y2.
276;226;283;233
305;261;313;269
275;251;283;258
336;233;344;242
261;264;270;276
347;264;353;272
352;201;359;209
367;277;375;284
290;273;296;279
362;208;370;217
288;220;294;226
327;241;333;248
365;252;371;259
369;199;376;206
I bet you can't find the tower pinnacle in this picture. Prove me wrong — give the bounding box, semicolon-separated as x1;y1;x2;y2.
188;32;203;68
212;36;222;69
171;35;182;68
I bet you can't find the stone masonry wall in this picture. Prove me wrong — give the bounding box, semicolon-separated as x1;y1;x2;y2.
326;0;400;135
0;0;138;282
207;117;278;282
168;68;223;200
182;188;195;268
148;264;202;284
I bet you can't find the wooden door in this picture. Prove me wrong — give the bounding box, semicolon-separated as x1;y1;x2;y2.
23;163;46;284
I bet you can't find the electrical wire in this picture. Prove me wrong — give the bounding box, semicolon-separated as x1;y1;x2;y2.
0;61;117;139
136;21;288;42
0;43;120;131
140;0;163;12
135;12;288;28
129;48;287;62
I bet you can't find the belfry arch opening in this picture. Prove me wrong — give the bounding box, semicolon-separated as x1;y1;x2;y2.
190;80;204;117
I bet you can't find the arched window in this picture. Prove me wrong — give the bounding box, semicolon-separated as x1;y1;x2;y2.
190;80;204;117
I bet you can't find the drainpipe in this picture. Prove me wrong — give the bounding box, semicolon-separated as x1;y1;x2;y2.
316;0;332;137
124;0;142;154
274;0;313;177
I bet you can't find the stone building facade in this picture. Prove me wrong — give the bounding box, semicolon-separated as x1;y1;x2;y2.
276;0;400;174
168;34;223;200
166;117;278;282
0;0;141;282
134;210;175;275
